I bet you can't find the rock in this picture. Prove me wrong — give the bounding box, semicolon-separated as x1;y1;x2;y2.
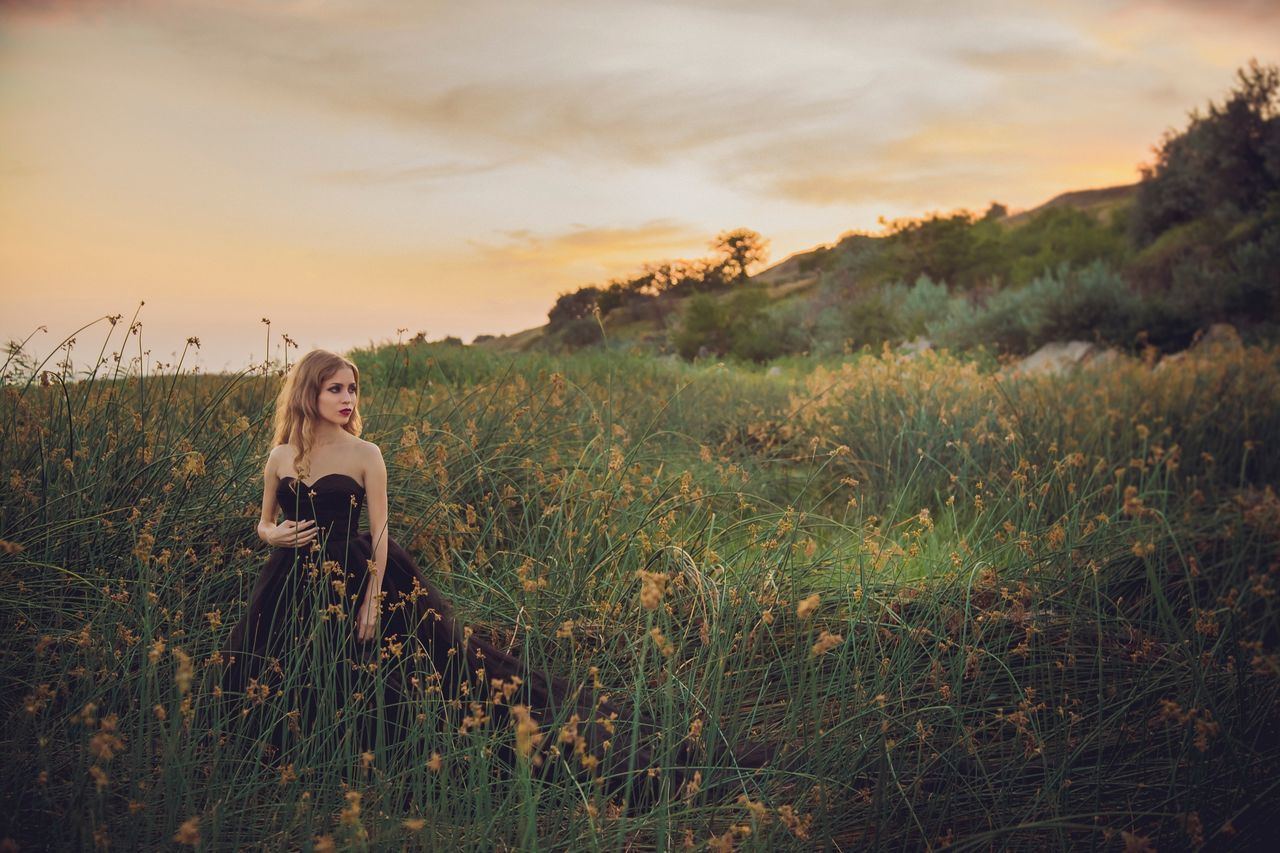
1014;341;1098;376
1154;351;1186;372
1084;347;1125;370
1192;323;1242;351
898;336;933;355
766;366;783;377
1157;322;1241;370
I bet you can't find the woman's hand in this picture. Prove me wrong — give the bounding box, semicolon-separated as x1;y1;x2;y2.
267;519;318;548
356;591;381;643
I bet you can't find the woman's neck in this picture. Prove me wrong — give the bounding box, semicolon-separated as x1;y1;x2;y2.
310;422;347;447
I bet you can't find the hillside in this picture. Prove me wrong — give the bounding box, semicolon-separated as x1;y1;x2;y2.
476;63;1280;361
474;182;1138;355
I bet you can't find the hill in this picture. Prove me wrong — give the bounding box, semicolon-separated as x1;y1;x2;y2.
474;182;1138;355
477;60;1279;360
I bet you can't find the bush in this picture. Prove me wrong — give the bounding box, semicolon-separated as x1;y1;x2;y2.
560;316;603;348
895;275;952;337
929;262;1144;353
1005;207;1131;286
673;287;800;362
673;293;730;359
842;289;903;349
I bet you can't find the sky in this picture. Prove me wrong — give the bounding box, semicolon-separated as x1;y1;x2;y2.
2;0;1277;373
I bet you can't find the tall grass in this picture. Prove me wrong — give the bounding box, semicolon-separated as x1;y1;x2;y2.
2;320;1277;850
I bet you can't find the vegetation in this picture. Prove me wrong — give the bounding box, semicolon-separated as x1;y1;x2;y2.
546;229;771;341
3;320;1278;850
519;61;1278;362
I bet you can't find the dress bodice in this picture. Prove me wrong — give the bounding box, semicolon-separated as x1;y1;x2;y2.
276;473;365;543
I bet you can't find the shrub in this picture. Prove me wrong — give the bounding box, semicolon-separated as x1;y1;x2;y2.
929;262;1144;353
673;293;731;359
560;316;603;348
673;287;800;362
841;289;902;350
895;275;952;337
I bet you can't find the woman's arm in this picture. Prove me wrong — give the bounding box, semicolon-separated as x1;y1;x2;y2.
358;443;391;642
257;446;316;549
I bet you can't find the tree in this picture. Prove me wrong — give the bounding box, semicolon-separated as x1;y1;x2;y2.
548;286;600;327
1131;59;1280;246
982;202;1008;222
710;229;769;285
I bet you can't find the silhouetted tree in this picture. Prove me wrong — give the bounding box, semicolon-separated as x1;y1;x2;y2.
710;229;769;284
982;202;1009;222
548;286;601;327
1132;59;1280;246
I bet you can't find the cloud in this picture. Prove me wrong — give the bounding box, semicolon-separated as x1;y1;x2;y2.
55;0;985;172
1115;0;1280;24
469;219;708;274
315;158;510;185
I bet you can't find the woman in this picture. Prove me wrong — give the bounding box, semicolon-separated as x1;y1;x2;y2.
219;349;741;801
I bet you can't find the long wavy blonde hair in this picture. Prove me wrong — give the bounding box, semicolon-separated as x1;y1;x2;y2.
271;349;363;480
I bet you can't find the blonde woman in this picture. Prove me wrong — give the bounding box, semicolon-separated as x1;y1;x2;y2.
220;348;766;798
218;351;643;787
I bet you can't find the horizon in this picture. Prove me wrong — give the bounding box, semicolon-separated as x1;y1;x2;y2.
2;0;1277;371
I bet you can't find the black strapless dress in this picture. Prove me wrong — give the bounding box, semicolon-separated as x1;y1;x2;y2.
218;473;688;799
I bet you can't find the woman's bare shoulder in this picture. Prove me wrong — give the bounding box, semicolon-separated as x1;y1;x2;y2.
354;437;384;459
266;443;296;469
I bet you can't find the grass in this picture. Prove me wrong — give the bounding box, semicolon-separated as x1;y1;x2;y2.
1;317;1278;850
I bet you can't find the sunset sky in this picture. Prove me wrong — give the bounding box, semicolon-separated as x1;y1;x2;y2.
2;0;1277;372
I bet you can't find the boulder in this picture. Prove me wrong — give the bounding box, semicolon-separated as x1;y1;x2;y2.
898;336;933;355
1084;347;1125;370
1192;323;1242;351
1014;341;1098;376
766;366;783;377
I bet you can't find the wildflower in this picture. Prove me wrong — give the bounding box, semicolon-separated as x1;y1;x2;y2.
89;720;126;762
339;790;362;826
738;794;769;823
510;704;543;762
707;830;734;852
687;718;704;742
173;648;193;694
88;765;108;792
796;594;820;620
245;678;270;706
1120;830;1155;852
179;452;206;477
776;804;812;840
1184;811;1204;847
171;816;201;847
811;630;843;657
682;770;702;799
0;539;24;555
1131;541;1155;558
403;818;426;831
426;752;443;773
649;626;675;656
636;570;668;610
360;751;374;771
555;620;574;639
22;684;55;716
313;836;336;852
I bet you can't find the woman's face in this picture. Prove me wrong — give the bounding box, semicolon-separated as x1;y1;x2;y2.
316;366;357;428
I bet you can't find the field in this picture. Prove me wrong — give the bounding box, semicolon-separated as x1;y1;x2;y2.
2;323;1279;850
